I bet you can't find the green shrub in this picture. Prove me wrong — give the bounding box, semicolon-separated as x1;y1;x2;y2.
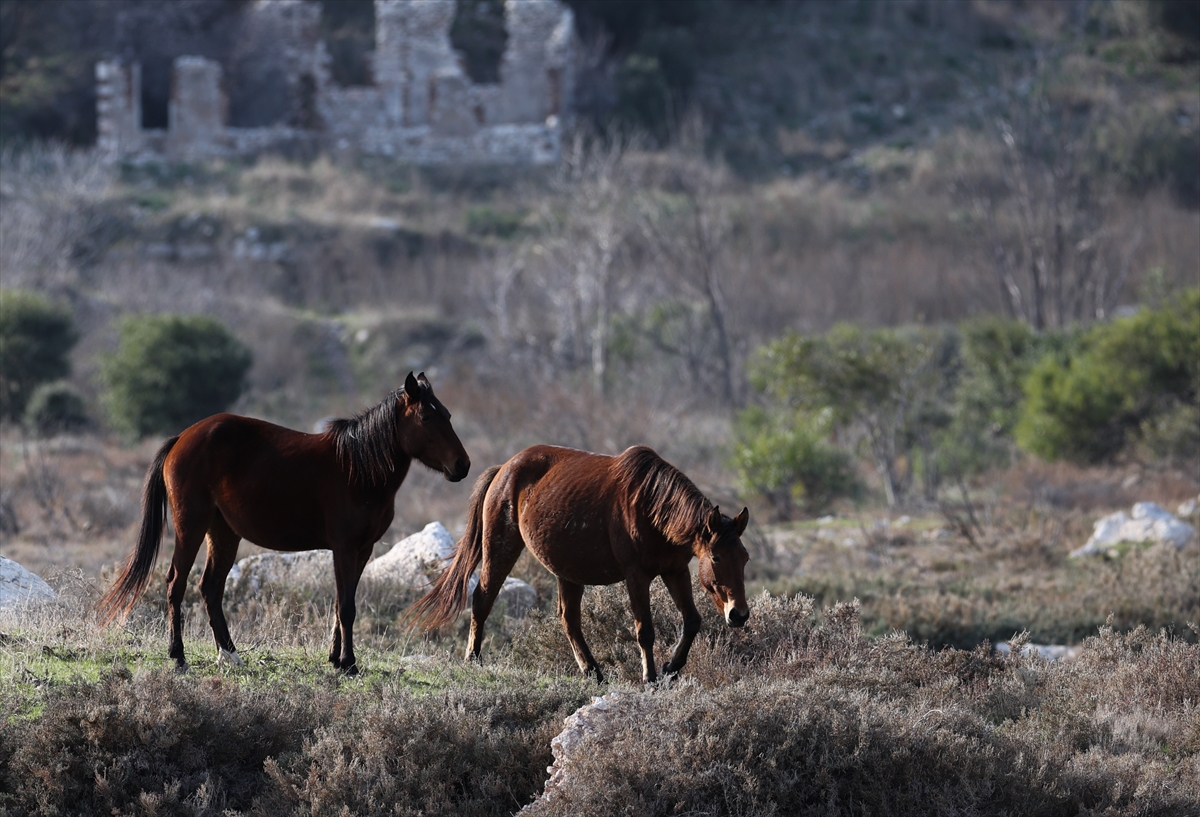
749;323;957;505
1016;289;1200;464
1139;399;1200;469
731;405;860;518
940;317;1068;476
100;314;253;438
0;288;78;422
464;204;527;239
23;379;89;436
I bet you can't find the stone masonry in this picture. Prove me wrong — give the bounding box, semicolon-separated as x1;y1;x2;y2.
96;0;574;165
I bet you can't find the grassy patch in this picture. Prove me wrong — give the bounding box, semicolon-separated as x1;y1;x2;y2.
3;586;1197;816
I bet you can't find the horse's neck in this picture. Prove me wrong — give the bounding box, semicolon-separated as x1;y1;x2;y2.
651;508;707;553
384;454;412;491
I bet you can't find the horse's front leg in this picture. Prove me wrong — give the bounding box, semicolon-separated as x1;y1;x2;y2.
623;571;657;683
659;567;702;677
330;545;369;675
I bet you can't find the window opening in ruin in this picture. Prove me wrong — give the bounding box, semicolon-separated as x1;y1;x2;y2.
548;68;562;117
293;74;323;130
321;0;375;87
450;0;507;84
141;54;171;129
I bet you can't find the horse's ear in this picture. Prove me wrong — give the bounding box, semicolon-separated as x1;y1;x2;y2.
706;506;723;536
404;371;419;398
417;371;431;390
734;506;749;535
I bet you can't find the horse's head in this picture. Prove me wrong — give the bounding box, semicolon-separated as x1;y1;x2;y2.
398;371;470;482
695;506;750;627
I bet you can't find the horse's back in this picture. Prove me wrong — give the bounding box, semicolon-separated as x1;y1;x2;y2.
499;444;619;499
170;413;322;464
163;413;340;549
491;445;631;585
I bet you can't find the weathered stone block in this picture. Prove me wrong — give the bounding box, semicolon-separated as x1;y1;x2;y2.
167;57;227;160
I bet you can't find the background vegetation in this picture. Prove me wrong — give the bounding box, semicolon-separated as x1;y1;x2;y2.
1;0;1197;813
99;314;252;438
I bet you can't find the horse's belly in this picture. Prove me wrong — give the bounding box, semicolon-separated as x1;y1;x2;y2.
523;527;624;586
214;480;331;551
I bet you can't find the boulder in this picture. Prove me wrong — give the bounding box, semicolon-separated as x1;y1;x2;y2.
224;550;333;597
361;521;456;587
1071;502;1197;558
363;521;538;616
0;556;56;612
224;521;538;616
522;692;642;813
995;641;1082;662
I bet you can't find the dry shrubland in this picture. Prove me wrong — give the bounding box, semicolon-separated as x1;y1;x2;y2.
1;576;1198;816
3;3;1199;811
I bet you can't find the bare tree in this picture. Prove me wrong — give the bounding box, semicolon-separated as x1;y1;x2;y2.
0;144;113;291
963;89;1143;329
636;125;741;407
486;135;637;396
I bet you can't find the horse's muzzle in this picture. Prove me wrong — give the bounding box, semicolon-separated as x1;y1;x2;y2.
444;458;470;482
726;607;750;628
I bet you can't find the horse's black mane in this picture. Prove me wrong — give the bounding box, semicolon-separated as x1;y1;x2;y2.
324;388;406;485
614;445;712;545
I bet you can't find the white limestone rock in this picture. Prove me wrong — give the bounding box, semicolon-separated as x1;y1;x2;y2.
1071;502;1197;558
470;574;539;618
0;556;56;612
522;692;641;813
363;521;538;616
222;522;538;616
996;641;1083;662
361;521;456;587
224;550;334;597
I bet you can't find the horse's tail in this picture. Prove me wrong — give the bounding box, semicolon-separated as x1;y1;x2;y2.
404;464;502;632
97;436;178;626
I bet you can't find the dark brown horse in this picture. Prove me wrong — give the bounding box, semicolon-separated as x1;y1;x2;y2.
99;371;469;674
406;444;749;683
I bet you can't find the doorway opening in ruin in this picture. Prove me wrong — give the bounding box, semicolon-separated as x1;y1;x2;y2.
451;0;508;84
141;55;171;130
321;0;375;87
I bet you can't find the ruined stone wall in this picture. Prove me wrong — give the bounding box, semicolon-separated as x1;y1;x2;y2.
96;0;575;165
167;57;226;160
95;61;143;157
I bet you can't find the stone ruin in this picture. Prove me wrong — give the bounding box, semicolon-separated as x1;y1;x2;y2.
96;0;574;165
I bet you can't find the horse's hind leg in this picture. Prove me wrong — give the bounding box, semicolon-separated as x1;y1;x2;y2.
165;493;211;671
557;579;603;684
623;570;658;683
200;512;243;667
466;527;524;662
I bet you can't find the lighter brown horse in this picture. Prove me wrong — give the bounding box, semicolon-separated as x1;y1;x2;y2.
98;372;469;674
406;444;749;683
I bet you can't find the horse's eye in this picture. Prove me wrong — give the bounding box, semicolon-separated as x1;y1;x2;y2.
711;555;721;564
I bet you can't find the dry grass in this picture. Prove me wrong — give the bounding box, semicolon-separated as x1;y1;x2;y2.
1;577;1197;816
1;28;1197;810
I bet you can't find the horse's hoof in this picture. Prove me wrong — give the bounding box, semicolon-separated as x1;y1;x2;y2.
172;661;189;674
341;662;359;676
218;647;245;668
